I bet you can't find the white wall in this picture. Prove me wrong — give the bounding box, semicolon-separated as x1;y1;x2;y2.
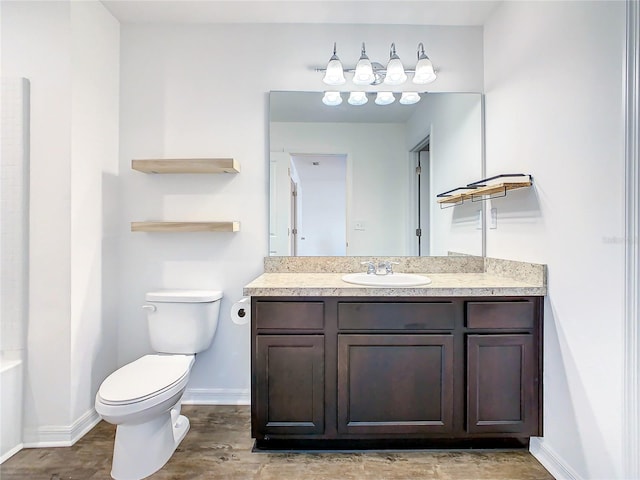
69;1;120;425
484;1;626;478
1;0;120;444
0;77;29;463
0;78;29;360
119;23;483;400
2;1;73;439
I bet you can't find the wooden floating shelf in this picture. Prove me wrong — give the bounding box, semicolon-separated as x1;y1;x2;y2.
437;174;533;206
131;221;240;233
131;158;240;174
438;181;532;204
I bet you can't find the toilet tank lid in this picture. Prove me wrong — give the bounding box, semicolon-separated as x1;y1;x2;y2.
146;290;223;303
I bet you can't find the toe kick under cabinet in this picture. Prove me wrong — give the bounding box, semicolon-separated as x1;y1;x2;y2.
251;296;543;449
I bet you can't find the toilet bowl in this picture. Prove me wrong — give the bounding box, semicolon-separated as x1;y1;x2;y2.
96;290;222;480
96;354;194;424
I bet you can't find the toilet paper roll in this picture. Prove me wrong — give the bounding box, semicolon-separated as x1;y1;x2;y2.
231;297;251;325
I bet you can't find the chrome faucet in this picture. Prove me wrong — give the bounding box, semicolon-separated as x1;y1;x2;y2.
361;260;399;275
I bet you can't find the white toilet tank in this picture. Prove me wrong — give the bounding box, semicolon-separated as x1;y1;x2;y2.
144;290;223;354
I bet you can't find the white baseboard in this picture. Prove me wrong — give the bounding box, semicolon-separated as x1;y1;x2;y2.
182;387;250;405
23;408;101;448
0;443;24;464
20;389;247;449
19;389;248;449
530;437;582;480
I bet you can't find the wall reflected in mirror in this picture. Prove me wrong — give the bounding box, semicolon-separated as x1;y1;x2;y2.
269;91;484;257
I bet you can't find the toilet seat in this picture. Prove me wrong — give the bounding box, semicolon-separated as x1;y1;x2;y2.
98;354;194;406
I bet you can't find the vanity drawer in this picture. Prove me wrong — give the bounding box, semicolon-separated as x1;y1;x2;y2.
255;301;324;330
338;302;456;330
466;301;534;329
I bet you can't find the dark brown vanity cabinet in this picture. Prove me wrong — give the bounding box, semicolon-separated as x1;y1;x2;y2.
252;296;543;448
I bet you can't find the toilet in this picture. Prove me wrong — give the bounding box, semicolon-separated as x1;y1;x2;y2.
95;289;222;480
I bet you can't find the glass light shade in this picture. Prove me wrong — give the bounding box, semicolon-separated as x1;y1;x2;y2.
348;91;368;106
353;58;375;85
413;57;437;84
399;92;421;105
375;92;395;105
322;91;343;106
353;44;375;85
384;58;407;85
323;56;346;85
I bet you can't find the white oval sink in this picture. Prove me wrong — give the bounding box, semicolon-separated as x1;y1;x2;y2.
341;272;432;287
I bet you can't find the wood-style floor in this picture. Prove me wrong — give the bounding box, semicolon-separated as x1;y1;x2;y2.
1;405;555;479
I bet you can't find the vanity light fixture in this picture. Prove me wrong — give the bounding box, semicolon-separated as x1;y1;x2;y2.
318;42;437;86
375;92;395;105
348;91;368;106
322;91;343;106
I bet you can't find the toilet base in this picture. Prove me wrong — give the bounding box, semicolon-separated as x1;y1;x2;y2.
110;407;190;480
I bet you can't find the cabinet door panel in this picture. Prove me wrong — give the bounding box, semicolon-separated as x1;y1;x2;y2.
255;335;324;435
338;334;454;435
467;334;538;434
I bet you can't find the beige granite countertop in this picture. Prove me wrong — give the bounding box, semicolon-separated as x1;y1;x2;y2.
243;271;547;297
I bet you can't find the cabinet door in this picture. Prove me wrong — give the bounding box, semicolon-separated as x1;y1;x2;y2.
337;334;454;435
467;334;538;434
255;335;324;436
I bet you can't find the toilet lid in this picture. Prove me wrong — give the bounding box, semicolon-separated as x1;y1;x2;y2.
98;354;193;405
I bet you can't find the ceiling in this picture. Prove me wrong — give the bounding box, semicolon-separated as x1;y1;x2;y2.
100;0;501;25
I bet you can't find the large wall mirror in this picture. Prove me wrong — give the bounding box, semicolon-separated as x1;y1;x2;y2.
269;91;484;257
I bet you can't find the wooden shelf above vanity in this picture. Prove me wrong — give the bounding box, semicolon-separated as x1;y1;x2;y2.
131;158;240;174
437;174;533;206
131;221;240;233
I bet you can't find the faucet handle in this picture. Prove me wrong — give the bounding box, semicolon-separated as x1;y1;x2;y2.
360;260;376;274
383;261;400;274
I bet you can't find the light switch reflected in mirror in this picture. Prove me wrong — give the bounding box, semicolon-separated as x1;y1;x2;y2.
269;91;484;257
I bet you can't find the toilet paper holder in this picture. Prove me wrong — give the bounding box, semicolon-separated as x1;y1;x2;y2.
231;297;251;325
